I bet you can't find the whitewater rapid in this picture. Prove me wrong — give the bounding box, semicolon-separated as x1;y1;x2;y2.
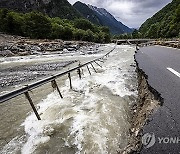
1;44;137;154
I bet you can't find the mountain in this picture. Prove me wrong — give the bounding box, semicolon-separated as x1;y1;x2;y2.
73;1;101;25
139;0;180;38
0;0;82;20
73;1;132;35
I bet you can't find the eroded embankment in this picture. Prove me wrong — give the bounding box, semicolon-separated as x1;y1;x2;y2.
122;56;164;153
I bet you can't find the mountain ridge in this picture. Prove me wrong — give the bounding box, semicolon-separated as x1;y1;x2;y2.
73;1;132;35
0;0;82;19
139;0;180;38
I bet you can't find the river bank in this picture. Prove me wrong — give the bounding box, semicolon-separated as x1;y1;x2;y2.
0;38;164;153
121;59;162;153
0;44;138;153
0;34;104;94
0;33;96;57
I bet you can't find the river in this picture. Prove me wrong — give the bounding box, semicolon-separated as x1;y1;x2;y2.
0;44;137;154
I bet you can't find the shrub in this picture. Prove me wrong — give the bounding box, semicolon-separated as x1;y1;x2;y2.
23;12;52;39
0;9;111;42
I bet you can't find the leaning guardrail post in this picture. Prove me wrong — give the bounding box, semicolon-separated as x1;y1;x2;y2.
24;91;41;120
94;61;102;68
90;63;97;73
68;73;72;89
77;68;81;79
51;80;63;98
86;65;91;75
98;59;104;63
79;61;84;75
0;44;117;105
77;62;82;79
102;57;107;61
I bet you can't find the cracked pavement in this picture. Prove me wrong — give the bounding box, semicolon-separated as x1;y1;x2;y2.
135;46;180;153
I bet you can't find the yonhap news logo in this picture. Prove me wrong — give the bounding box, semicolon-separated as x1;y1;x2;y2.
142;133;180;149
142;133;155;148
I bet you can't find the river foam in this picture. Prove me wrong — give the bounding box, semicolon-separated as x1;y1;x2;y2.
1;44;137;154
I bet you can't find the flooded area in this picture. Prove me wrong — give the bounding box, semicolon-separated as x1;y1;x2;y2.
0;44;137;154
0;44;104;94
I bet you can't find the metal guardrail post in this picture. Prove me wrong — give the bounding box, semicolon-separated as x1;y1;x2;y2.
77;68;81;79
86;65;91;75
24;91;41;120
97;59;104;63
51;80;63;98
90;63;97;73
94;61;102;68
0;44;117;104
68;73;72;89
77;62;82;79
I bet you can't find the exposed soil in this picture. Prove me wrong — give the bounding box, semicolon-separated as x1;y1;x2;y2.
121;56;163;154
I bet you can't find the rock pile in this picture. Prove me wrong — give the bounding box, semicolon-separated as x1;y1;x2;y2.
0;34;94;57
154;41;180;48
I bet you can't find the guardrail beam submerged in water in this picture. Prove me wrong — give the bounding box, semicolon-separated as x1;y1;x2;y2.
0;44;117;120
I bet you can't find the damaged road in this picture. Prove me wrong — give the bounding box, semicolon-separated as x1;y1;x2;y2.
135;45;180;153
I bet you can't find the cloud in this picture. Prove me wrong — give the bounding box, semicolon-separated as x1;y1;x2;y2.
68;0;172;28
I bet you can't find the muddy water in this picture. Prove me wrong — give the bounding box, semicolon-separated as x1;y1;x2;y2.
0;44;104;94
0;44;137;154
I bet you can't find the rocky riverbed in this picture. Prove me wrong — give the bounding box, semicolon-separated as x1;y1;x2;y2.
0;33;98;57
0;61;75;89
0;34;163;154
0;44;139;154
0;34;103;93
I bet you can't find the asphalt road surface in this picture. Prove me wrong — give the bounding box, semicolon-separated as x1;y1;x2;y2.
135;45;180;154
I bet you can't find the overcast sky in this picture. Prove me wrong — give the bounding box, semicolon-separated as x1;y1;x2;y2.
68;0;172;28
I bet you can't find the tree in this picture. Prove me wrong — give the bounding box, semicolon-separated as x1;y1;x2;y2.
0;8;112;42
62;26;73;40
7;12;25;35
146;24;158;38
74;19;93;31
174;4;180;22
132;29;139;38
73;29;85;40
139;0;180;38
23;12;52;39
101;26;110;33
103;33;111;43
0;10;25;35
0;9;9;32
51;23;64;39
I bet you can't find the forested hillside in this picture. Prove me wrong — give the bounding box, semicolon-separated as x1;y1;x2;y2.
0;9;110;43
139;0;180;38
0;0;82;20
74;1;132;35
73;1;101;25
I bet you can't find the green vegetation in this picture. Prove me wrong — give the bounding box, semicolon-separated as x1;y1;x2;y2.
73;1;101;25
139;0;180;38
112;29;142;40
73;1;133;35
0;0;82;20
0;9;110;43
114;0;180;39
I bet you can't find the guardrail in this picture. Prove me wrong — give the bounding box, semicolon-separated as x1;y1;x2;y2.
0;44;116;120
113;39;155;45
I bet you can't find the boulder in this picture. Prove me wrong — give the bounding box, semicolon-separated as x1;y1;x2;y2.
0;50;15;57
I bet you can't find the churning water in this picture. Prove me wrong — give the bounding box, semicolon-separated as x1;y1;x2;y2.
0;44;137;154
